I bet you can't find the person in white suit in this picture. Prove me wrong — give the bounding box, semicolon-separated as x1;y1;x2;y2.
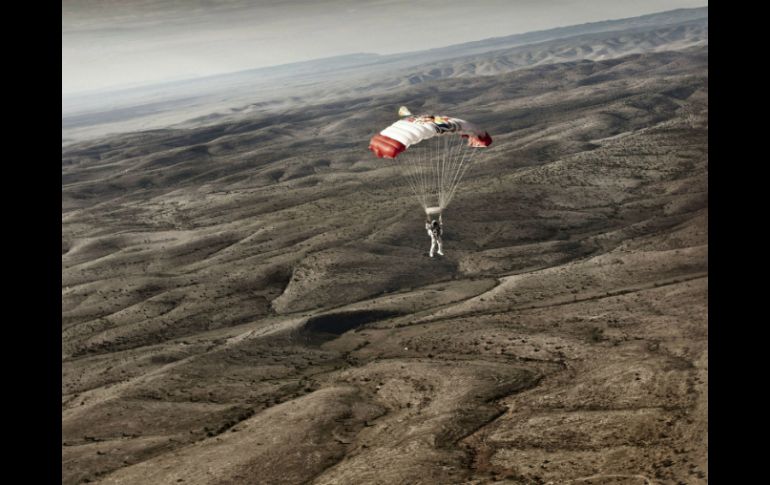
425;215;444;257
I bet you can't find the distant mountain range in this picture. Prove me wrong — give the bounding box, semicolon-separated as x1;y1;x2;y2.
62;7;707;143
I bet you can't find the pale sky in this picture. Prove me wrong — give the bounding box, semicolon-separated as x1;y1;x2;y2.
62;0;707;95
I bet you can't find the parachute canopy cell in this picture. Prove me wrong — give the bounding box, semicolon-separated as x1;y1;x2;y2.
369;113;492;159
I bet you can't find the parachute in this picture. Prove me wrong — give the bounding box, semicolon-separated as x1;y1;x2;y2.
369;106;492;216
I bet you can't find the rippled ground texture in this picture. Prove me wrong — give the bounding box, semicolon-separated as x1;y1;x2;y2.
63;45;707;484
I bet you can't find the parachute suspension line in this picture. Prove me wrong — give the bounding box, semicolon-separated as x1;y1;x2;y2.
402;144;422;209
416;144;428;209
430;133;438;204
438;135;446;209
415;140;431;209
438;135;458;209
416;140;431;208
439;135;451;209
446;145;473;208
408;146;420;207
448;140;472;202
395;135;482;212
434;132;450;209
394;153;421;209
431;135;444;211
445;146;479;208
394;141;426;210
426;135;434;206
442;144;465;207
405;156;423;208
413;141;424;208
442;134;466;208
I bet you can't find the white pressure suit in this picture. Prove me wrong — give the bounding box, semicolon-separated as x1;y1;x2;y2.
426;219;443;257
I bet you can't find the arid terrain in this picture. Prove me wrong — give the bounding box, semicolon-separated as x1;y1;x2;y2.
62;9;708;485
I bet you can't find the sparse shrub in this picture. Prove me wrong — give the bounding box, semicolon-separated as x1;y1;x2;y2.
588;326;604;343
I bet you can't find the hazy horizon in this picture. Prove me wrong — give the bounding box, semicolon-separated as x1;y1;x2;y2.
63;1;707;96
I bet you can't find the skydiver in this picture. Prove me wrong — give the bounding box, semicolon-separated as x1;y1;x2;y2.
425;214;443;257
